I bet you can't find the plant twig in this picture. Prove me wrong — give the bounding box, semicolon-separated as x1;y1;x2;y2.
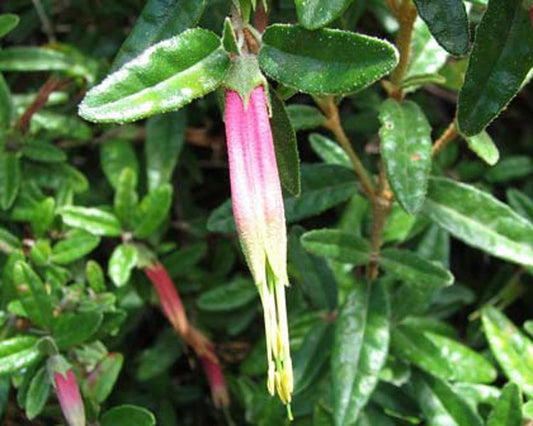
32;0;56;42
431;120;459;157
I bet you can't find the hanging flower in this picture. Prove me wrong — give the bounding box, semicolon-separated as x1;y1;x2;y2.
48;356;86;426
224;80;293;408
201;356;230;408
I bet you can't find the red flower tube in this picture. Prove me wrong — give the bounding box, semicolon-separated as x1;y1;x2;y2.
48;356;85;426
201;356;230;408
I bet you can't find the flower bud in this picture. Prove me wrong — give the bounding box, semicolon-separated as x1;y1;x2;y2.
201;356;230;408
48;356;85;426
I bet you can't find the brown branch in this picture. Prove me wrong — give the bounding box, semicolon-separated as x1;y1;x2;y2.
431;121;459;157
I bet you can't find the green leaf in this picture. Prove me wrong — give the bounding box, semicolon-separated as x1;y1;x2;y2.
485;155;532;183
270;88;301;196
457;0;533;135
506;189;533;222
422;177;533;267
21;140;67;163
486;382;522;426
51;229;100;264
288;226;338;310
207;164;357;233
14;261;54;329
0;14;19;38
463;130;499;166
135;329;183;381
133;184;172;238
286;104;327;131
0;74;13;130
86;260;106;293
54;311;103;349
86;353;124;403
197;276;257;312
300;229;370;265
424;332;497;384
413;0;469;56
378;99;432;214
411;370;483;426
295;0;355;30
79;29;230;123
108;244;138;287
59;206;122;237
24;163;88;193
29;110;92;141
113;168;138;228
145;111;185;191
405;19;448;79
0;152;21;210
332;280;390;425
111;0;206;70
0;226;21;253
0;336;38;357
392;324;454;379
309;133;351;169
0;344;40;375
259;24;398;95
482;306;533;397
222;17;240;55
25;366;50;420
101;405;156;426
101;139;139;188
379;248;454;288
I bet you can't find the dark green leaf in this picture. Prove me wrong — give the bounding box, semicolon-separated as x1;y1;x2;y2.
463;131;499;166
79;29;230;123
197;276;257;312
259;24;398;95
482;306;533;397
54;311;103;349
136;329;183;381
295;0;354;30
101;405;156;426
133;184;172;238
114;168;139;228
59;206;122;237
506;189;533;222
413;0;469;56
145;111;185;191
161;242;207;277
270;88;300;196
0;14;19;38
0;74;13;130
51;230;100;264
21;140;67;163
111;0;206;70
457;0;533;135
0;152;20;210
379;99;432;214
422;177;533;267
485;155;532;183
101;139;139;188
286;104;327;131
309;133;351;169
25;366;50;420
486;382;522;426
86;353;124;403
222;17;240;55
332;280;390;425
0;226;21;253
108;244;138;287
300;228;370;265
405;19;448;79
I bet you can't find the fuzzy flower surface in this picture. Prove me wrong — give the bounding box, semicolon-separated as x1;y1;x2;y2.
52;368;86;426
225;85;293;408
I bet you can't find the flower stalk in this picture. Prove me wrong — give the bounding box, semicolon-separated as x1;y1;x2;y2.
224;83;293;410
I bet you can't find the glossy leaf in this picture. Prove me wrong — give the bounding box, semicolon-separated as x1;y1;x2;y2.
411;370;483;426
300;229;370;265
25;366;50;420
295;0;354;30
54;311;103;349
59;206;122;237
486;382;522;426
0;14;19;38
457;0;533;135
378;99;432;214
145;111;185;191
413;0;469;56
114;168;139;228
380;248;453;288
0;345;40;375
87;353;124;403
111;0;206;70
259;24;398;95
197;276;257;312
482;306;533;397
270;88;301;196
0;152;20;210
0;74;13;130
332;280;390;425
207;164;357;233
79;29;230;123
51;229;100;264
108;244;138;287
507;189;533;222
101;139;139;188
309;133;351;169
101;405;155;426
463;130;499;166
286;104;326;131
133;184;172;238
422;177;533;267
86;260;106;293
405;19;448;79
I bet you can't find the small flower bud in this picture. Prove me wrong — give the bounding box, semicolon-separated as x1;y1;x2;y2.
48;356;85;426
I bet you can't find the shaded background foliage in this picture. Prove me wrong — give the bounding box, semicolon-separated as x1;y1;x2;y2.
0;0;532;425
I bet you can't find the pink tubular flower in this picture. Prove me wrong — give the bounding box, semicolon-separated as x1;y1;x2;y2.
225;85;293;407
52;369;86;426
201;356;230;408
144;263;189;336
